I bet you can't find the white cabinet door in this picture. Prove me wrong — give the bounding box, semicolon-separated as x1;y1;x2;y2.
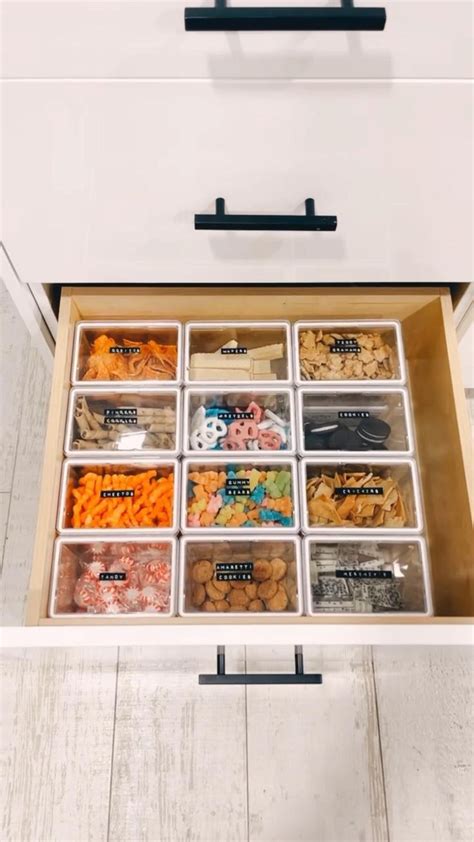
3;0;473;80
2;80;472;285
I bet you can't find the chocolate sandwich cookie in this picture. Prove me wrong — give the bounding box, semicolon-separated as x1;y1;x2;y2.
328;427;364;451
355;418;391;445
305;433;331;450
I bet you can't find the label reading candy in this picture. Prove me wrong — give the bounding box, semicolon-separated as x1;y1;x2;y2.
338;411;370;419
225;478;251;497
335;569;393;579
331;339;360;354
100;489;135;498
110;346;141;354
217;411;253;421
221;347;247;355
335;487;383;496
215;562;253;582
99;572;127;581
104;407;138;425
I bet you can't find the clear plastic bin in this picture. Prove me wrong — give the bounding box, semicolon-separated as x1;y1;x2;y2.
303;536;431;615
183;387;295;455
179;536;303;616
185;321;292;384
294;321;406;386
182;457;299;533
297;388;414;456
49;536;176;617
301;457;423;533
72;321;182;385
65;388;181;457
57;458;179;534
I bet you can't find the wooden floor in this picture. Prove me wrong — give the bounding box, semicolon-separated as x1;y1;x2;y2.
1;281;473;842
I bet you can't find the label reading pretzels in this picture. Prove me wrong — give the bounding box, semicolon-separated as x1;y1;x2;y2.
217;411;253;421
215;562;254;582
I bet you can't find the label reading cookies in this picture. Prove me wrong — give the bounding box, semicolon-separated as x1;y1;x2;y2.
110;346;141;354
217;411;254;421
335;487;383;496
104;407;138;425
335;569;393;579
99;572;127;581
100;489;135;498
215;562;254;582
226;478;251;497
221;347;247;355
338;411;370;419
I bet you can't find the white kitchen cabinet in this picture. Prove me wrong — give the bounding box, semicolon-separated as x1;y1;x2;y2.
2;81;472;287
2;1;472;80
1;283;470;649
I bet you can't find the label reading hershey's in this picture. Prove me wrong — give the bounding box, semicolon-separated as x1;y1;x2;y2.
215;562;253;582
335;569;393;580
225;478;251;496
99;572;127;581
104;407;138;425
110;346;141;354
217;411;253;421
338;411;370;419
100;489;135;498
330;339;360;354
221;347;247;355
335;487;383;496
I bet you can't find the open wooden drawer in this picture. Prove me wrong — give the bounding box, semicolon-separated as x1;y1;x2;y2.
19;286;474;646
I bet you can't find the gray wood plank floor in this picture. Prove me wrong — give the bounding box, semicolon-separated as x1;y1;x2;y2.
1;281;472;842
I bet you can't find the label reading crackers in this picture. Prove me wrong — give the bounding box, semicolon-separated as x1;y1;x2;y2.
335;487;383;496
110;346;141;355
100;489;135;498
215;562;253;582
99;572;127;581
225;478;251;497
221;347;247;355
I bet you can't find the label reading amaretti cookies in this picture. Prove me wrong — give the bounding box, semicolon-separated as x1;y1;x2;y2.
335;569;393;580
215;562;254;582
335;487;383;496
225;478;251;497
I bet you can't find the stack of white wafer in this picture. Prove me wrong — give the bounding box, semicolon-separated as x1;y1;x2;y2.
189;339;284;380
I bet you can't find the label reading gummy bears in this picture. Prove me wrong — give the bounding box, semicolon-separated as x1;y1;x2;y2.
225;478;251;497
215;562;253;582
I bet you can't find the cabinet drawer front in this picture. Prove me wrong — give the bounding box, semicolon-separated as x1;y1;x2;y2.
3;1;472;80
3;81;472;286
23;285;473;647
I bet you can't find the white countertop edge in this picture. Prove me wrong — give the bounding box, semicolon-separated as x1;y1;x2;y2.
1;624;473;649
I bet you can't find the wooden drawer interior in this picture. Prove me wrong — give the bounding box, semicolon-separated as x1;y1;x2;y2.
27;286;473;626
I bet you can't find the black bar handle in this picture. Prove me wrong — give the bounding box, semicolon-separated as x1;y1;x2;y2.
185;1;386;32
195;197;337;232
199;645;323;685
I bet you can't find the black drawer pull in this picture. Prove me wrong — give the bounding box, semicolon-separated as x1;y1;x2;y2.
185;0;386;32
199;646;323;685
195;197;337;232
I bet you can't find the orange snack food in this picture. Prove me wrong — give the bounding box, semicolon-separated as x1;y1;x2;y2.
69;468;174;529
83;335;178;381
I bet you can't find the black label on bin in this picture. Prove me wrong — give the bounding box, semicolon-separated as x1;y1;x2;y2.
100;489;135;498
99;572;127;581
217;412;254;421
215;562;253;582
335;569;392;579
225;478;251;496
330;341;360;354
221;347;247;355
110;346;141;354
338;411;370;419
335;487;383;496
104;408;138;425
